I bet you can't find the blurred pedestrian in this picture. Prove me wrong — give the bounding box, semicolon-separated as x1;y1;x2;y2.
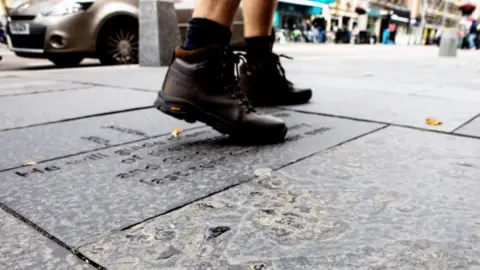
155;0;312;141
312;16;325;43
382;28;392;45
301;19;314;42
468;20;478;49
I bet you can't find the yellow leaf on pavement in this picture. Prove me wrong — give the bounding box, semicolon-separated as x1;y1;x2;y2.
426;117;442;126
171;128;183;137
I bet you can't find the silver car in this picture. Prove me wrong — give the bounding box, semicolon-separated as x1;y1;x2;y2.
6;0;244;67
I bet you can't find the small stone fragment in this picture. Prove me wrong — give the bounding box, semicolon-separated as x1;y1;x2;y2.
205;226;231;241
272;228;291;237
250;263;266;270
261;209;275;215
254;168;272;177
155;230;176;241
195;262;214;270
156;245;181;260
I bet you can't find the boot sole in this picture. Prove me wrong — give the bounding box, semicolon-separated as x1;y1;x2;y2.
154;92;287;142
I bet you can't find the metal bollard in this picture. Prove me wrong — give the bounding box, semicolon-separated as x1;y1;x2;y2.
139;0;181;66
438;28;458;57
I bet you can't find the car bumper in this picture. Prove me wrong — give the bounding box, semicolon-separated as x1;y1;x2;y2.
7;14;95;57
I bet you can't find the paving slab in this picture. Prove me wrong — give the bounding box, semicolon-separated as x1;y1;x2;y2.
0;209;93;270
283;81;480;132
0;77;87;96
0;109;203;171
80;127;480;269
454;116;480;137
0;112;383;247
0;87;156;130
20;66;166;91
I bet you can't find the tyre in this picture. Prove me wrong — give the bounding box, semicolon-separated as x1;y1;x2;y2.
48;56;83;67
97;17;138;65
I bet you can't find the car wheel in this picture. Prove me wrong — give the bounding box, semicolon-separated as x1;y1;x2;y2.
98;19;138;65
48;56;84;67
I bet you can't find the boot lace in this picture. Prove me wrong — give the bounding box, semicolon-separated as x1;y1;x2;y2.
218;48;255;113
274;53;294;86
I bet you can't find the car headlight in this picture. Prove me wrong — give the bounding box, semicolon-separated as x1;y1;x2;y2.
40;0;94;17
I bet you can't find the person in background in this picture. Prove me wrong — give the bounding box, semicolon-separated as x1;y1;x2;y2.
312;16;325;43
382;28;391;44
468;20;478;49
433;28;443;46
303;19;314;42
352;23;359;43
154;0;313;142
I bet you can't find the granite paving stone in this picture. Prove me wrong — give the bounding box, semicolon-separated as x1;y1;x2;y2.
0;209;93;270
0;86;156;130
79;127;480;269
0;112;383;247
283;83;480;132
0;77;87;96
454;116;480;137
0;109;202;171
19;66;167;91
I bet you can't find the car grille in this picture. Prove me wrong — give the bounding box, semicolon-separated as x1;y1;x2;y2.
8;22;46;50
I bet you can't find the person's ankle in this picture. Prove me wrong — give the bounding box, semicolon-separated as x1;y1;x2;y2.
245;36;274;64
183;18;232;50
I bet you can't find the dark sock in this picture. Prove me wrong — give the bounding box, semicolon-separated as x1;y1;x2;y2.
183;18;232;50
245;36;273;64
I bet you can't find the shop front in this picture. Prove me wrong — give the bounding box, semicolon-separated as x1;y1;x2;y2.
367;7;387;40
275;0;333;29
420;10;461;45
385;7;411;44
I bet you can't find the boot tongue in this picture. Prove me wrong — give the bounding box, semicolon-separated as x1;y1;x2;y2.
246;54;293;87
246;53;279;71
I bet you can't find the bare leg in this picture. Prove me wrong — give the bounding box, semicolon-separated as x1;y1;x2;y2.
242;0;277;37
192;0;241;28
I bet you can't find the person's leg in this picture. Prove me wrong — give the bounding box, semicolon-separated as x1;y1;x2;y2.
241;0;277;63
155;0;287;142
182;0;240;50
239;0;312;106
468;34;476;49
319;30;325;43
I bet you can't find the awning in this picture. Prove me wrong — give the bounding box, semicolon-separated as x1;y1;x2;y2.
278;0;334;8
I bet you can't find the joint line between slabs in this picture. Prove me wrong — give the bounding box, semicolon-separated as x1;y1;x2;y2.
0;106;154;133
119;124;389;233
284;108;480;140
0;202;107;270
451;112;480;133
65;80;155;93
0;109;284;172
0;125;206;173
0;86;91;98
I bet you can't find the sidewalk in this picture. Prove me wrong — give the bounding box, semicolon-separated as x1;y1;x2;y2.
1;44;480;269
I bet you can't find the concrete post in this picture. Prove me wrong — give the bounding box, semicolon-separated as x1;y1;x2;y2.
139;0;181;67
438;28;458;57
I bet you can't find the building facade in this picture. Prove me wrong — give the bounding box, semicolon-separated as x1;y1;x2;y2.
411;0;463;44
